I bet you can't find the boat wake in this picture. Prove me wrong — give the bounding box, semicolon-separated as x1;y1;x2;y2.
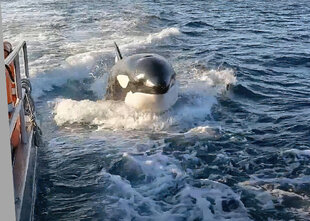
53;68;236;132
30;27;181;100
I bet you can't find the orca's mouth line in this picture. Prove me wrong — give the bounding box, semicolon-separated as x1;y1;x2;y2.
127;79;175;94
127;74;176;95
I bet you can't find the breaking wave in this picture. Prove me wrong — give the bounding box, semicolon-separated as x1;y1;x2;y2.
53;68;236;131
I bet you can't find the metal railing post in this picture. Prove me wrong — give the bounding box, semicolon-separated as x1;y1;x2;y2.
14;54;27;144
22;43;29;78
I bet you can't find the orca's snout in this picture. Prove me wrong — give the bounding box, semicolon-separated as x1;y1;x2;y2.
133;54;175;94
131;72;175;94
152;83;170;94
146;73;175;94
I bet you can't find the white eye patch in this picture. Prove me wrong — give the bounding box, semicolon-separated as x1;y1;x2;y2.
145;79;155;87
117;75;130;88
136;73;145;80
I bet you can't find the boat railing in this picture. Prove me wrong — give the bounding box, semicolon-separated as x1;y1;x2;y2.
5;41;29;145
5;41;38;221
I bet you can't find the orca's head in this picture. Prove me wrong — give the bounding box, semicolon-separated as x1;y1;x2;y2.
111;53;178;112
115;54;176;94
133;54;176;94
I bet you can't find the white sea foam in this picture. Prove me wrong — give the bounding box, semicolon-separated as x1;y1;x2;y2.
30;61;94;99
53;97;196;131
90;75;109;99
101;152;250;220
2;0;182;101
146;27;181;43
283;149;310;157
239;175;310;218
53;68;236;131
117;27;181;52
185;126;220;139
27;27;181;100
186;67;236;94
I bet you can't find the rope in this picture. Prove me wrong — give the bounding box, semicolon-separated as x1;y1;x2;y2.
22;79;44;147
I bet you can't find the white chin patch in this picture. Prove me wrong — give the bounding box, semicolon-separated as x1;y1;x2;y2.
124;83;179;113
117;75;129;88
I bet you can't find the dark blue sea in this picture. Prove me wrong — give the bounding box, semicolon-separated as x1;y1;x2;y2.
2;0;310;220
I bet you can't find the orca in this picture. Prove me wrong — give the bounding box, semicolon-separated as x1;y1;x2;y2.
105;42;178;112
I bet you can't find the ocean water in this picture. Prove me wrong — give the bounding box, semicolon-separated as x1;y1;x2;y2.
2;0;310;220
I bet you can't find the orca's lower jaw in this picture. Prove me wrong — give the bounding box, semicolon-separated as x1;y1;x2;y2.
124;83;178;113
127;82;171;95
